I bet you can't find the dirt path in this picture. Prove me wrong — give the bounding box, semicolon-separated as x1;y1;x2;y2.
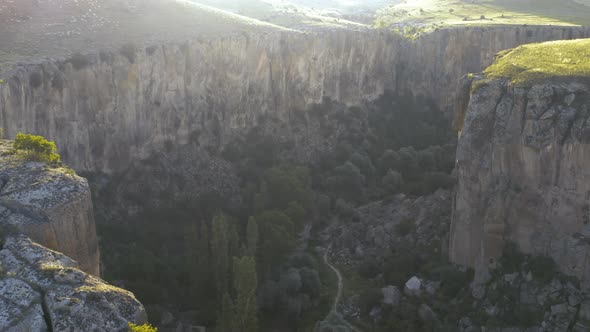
320;245;362;332
323;245;343;314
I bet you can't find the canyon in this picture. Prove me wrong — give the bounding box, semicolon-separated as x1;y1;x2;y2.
1;26;589;173
1;0;590;331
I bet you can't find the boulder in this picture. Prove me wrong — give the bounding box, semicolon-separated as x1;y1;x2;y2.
418;304;437;322
424;280;441;296
404;276;422;296
471;283;486;300
551;303;568;315
578;301;590;321
0;278;46;331
381;286;401;306
0;235;147;331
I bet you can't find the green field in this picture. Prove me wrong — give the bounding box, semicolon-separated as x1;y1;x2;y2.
482;38;590;85
376;0;590;33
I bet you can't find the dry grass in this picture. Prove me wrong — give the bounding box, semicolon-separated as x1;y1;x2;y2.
483;38;590;85
376;0;590;35
0;0;289;76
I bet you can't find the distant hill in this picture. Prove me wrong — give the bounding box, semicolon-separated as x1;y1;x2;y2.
0;0;288;75
376;0;590;34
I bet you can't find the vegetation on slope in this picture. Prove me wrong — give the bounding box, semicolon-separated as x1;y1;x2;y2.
95;92;456;330
483;38;590;85
376;0;590;36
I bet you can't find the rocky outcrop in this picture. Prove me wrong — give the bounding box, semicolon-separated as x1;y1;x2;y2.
450;60;590;286
329;189;452;267
0;235;146;331
0;139;146;330
0;140;99;275
1;26;589;173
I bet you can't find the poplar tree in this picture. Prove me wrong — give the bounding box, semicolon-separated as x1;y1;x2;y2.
212;214;229;301
246;217;258;257
233;256;258;332
217;292;236;332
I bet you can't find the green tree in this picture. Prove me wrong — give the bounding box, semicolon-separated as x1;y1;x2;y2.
396;147;418;178
285;201;306;226
382;169;403;194
263;165;311;210
233;256;258;332
217;292;236;332
256;211;295;273
246;217;258;257
378;149;400;175
198;222;210;270
212;215;230;301
326;161;364;201
228;221;241;260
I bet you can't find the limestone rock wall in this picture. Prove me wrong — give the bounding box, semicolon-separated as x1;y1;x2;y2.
1;26;589;173
0;235;146;331
450;78;590;287
0;139;145;330
0;140;99;275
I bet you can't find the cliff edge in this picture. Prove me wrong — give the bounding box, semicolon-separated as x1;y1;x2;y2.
450;39;590;286
0;139;99;275
0;138;146;330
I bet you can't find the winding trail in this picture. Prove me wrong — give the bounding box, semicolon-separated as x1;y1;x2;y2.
324;245;343;314
320;245;362;332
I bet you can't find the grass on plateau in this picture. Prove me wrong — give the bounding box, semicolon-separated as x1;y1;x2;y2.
376;0;590;34
483;38;590;85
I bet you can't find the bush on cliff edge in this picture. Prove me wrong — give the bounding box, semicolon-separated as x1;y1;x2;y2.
13;132;61;165
128;323;158;332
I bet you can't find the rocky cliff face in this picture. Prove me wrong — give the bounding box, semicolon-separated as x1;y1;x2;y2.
0;235;146;331
450;72;590;287
1;26;589;173
0;140;145;330
0;140;98;275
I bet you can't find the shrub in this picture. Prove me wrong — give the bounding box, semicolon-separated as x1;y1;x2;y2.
529;255;557;284
0;128;3;139
395;219;415;236
427;264;474;298
120;42;138;63
359;288;383;314
500;242;524;273
383;253;421;286
146;45;158;56
358;257;381;279
13;133;61;165
52;74;65;91
128;323;158;332
69;53;91;70
99;51;114;64
29;72;42;88
382;169;403;194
